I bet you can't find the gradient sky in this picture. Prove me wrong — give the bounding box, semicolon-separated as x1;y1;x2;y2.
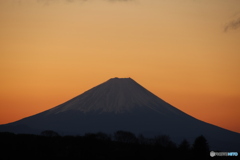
0;0;240;133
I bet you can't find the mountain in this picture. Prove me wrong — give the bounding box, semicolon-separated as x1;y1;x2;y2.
1;77;240;151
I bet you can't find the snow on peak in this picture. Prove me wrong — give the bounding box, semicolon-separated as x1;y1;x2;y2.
108;77;133;81
47;78;184;116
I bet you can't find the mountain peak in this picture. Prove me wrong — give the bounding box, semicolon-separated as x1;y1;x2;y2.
106;77;136;85
46;77;183;115
110;77;131;79
108;77;133;81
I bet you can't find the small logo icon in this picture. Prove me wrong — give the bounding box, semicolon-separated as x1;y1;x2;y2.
210;151;215;157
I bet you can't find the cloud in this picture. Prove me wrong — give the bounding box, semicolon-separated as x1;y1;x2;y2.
224;17;240;32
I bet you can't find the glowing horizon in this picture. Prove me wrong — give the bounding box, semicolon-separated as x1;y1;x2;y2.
0;0;240;133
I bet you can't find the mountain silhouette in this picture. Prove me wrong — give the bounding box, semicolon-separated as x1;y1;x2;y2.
1;77;240;151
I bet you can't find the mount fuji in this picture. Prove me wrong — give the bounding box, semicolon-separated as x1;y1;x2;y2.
1;77;240;151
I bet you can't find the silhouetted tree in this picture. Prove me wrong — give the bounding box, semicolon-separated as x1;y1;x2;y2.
192;135;209;159
154;135;176;148
138;134;147;144
179;139;190;151
84;132;111;141
0;131;217;159
41;130;59;137
95;132;111;141
178;139;191;159
114;131;137;143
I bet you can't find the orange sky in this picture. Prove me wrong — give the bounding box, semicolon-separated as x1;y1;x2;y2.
0;0;240;133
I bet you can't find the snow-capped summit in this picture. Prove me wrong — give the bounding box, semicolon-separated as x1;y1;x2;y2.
0;77;240;151
47;77;185;116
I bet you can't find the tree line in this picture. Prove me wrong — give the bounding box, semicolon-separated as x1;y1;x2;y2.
0;130;232;160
